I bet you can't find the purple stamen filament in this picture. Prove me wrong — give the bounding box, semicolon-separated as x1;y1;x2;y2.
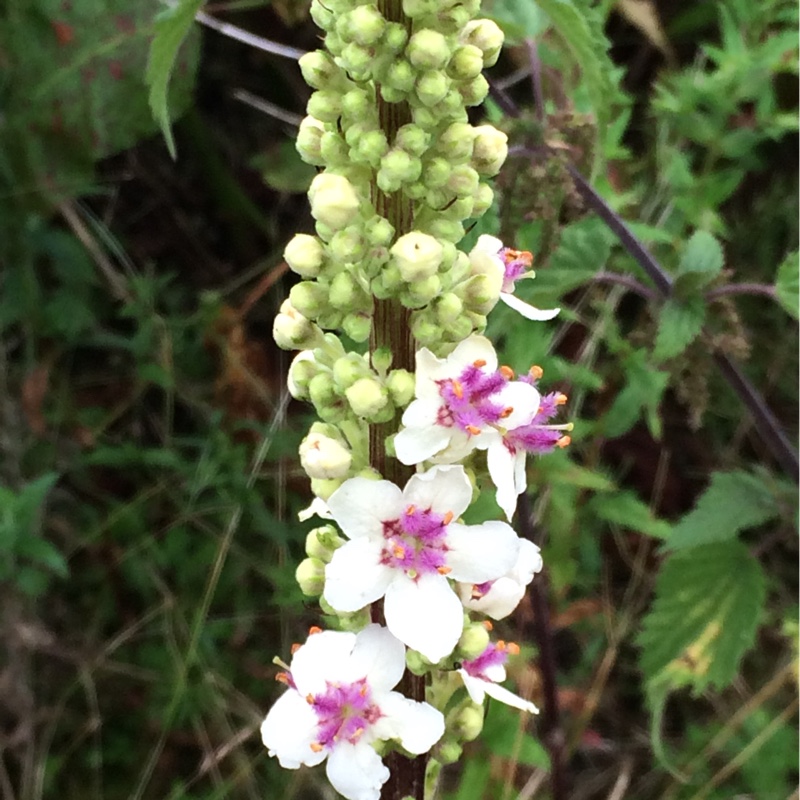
436;360;510;434
381;504;452;578
307;677;382;752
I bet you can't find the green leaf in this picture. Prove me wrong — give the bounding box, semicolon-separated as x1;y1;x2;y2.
666;470;783;551
673;230;725;294
483;702;550;768
251;141;317;194
653;295;706;362
590;491;670;539
15;536;69;578
775;250;799;319
638;541;766;695
146;0;205;158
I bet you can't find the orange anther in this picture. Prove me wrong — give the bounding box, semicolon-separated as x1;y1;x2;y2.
471;586;484;599
351;727;364;741
291;643;302;654
310;742;324;752
500;406;514;418
557;435;571;448
466;424;481;435
530;365;544;380
452;380;464;399
308;626;323;635
500;365;515;380
443;511;454;525
473;359;487;368
437;566;452;575
393;545;406;558
483;620;494;630
497;640;507;651
359;684;368;696
507;642;520;655
275;672;290;684
306;693;315;704
405;504;416;515
556;393;568;405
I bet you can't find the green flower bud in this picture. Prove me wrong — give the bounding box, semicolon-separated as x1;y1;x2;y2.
307;90;342;123
305;524;344;561
403;274;441;307
380;149;422;187
339;42;373;80
453;705;484;741
309;371;340;409
441;197;475;221
410;309;440;345
346;4;386;45
337;607;372;631
310;477;344;501
310;0;334;30
295;557;325;596
416;70;450;107
309;173;361;230
423;157;452;188
353;130;389;166
471;125;508;175
436;5;471;34
319;131;349;165
390;231;444;281
448;44;484;80
274;299;326;350
447;314;474;341
411;105;438;130
296;116;326;165
342;312;372;342
384;22;408;52
433;292;463;323
471;182;494;216
447;164;480;197
402;0;436;18
460;74;489;106
380;85;408;103
425;218;465;243
406;648;430;675
288;350;319;398
341;87;372;119
345;377;389;418
407;29;450;71
329;228;367;264
439;122;475;162
394;123;431;157
403;182;427;201
333;352;370;390
300;429;352;479
284;233;325;278
386;369;415;406
299;50;340;90
461;19;504;67
435;89;470;118
323;30;343;57
289;281;328;319
457;622;490;659
384;59;416;92
436;741;463;765
371;346;393;374
364;215;395;246
459;273;501;315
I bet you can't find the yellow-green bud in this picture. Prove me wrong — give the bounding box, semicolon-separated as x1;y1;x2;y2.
390;231;444;281
330;228;367;264
273;299;325;350
319;131;349;165
457;622;490;659
371;347;393;374
402;0;436;17
423;157;451;188
342;312;372;343
364;215;395;246
458;273;499;314
377;149;422;192
425;218;464;243
327;270;364;311
341;87;372;119
339;42;373;80
308;373;345;422
459;74;489;106
284;233;325;278
416;70;450;107
353;130;389;166
347;4;386;46
437;741;463;765
441;197;474;221
471;182;494;216
395;123;431;157
299;50;340;90
305;524;344;560
406;648;430;675
407;29;450;71
384;59;416;92
404;182;428;201
289;281;328;319
345;377;389;418
447;164;480;197
296;116;326;165
310;0;334;29
410;310;439;345
287;350;319;399
333;352;370;390
403;274;441;307
309;173;361;230
386;369;415;406
310;477;344;501
411;105;438;130
453;705;484;741
460;19;504;67
439;122;475;162
299;429;352;479
307;90;342;123
472;125;508;176
433;292;463;323
295;557;325;596
448;44;484;80
447;314;474;341
384;22;408;52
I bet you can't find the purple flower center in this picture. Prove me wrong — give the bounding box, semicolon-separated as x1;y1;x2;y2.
504;391;568;455
309;676;382;751
462;642;510;680
499;247;532;292
381;504;451;578
435;361;510;434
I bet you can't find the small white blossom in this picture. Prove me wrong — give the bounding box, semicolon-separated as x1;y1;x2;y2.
261;625;445;800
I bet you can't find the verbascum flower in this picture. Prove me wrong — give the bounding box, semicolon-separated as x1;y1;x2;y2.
457;640;538;713
322;465;521;661
261;625;445;800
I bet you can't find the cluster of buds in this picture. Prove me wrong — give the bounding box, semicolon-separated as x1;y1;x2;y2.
263;2;570;798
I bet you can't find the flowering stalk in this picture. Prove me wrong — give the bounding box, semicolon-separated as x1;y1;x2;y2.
265;1;571;798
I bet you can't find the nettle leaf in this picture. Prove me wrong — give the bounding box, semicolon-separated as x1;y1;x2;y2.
589;491;670;539
638;541;766;695
653;295;706;362
666;470;783;551
146;0;205;158
673;230;725;295
775;250;799;319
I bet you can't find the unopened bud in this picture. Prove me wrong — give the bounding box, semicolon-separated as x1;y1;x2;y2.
348;4;386;46
453;705;484;741
287;350;319;398
416;70;450;107
439;122;475;162
319;131;349;165
298;50;340;90
394;123;430;157
386;369;415;406
295;557;325;596
310;477;344;501
309;173;361;230
300;430;352;479
448;44;484;80
384;59;416;92
407;29;450;70
273;299;325;350
377;149;422;192
306;90;342;123
390;231;444;281
296;116;326;165
437;740;463;764
460;19;504;67
364;215;395;246
434;292;463;323
284;234;325;278
471;182;494;216
403;274;441;306
472;125;508;175
342;312;372;343
402;0;436;18
457;623;490;659
447;164;480;197
289;281;328;319
332;352;370;390
305;524;344;561
345;377;390;418
460;273;501;315
459;74;489;106
423;157;451;188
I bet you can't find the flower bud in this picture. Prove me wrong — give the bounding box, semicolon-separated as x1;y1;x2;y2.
329;228;367;265
423;157;451;188
459;74;489;106
457;622;490;659
310;0;334;29
364;215;395;247
306;90;342;123
411;105;438;130
310;477;344;501
371;347;393;375
300;429;352;479
345;377;389;418
407;29;450;71
377;149;422;193
471;182;494;216
433;292;463;323
284;234;325;278
319;131;349;165
402;0;436;17
403;274;441;307
347;4;386;46
289;281;327;319
383;21;408;51
339;42;373;80
406;648;430;675
342;312;372;343
386;369;415;406
394;123;431;157
295;557;325;596
332;352;370;390
460;19;504;67
447;164;480;197
440;196;474;221
298;50;340;90
353;130;389;166
296;116;326;165
439;122;475;162
384;59;416;92
447;313;476;341
309;173;361;230
371;263;403;299
416;70;450;107
437;4;471;33
305;524;344;561
390;231;444;281
453;705;484;741
437;740;463;765
410;309;440;345
459;273;501;315
425;218;464;243
273;299;325;350
308;373;345;422
287;350;319;398
472;125;508;176
448;44;484;80
341;87;372;119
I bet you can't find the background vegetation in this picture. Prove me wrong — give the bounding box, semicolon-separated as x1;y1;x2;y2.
0;1;797;798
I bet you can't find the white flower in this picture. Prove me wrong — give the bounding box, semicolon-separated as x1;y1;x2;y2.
261;625;444;800
458;539;543;619
393;335;540;467
468;235;560;321
323;465;521;662
457;640;538;713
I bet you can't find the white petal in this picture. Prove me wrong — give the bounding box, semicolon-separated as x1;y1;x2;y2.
414;348;448;400
500;292;560;321
346;624;406;693
298;496;332;522
394;423;452;465
448;334;498;371
513;449;527;496
260;691;325;768
372;692;445;754
290;629;357;695
458;670;487;705
483;681;539;714
462;575;524;620
403;465;472;518
400;398;440;428
384;573;463;662
495;381;540;429
324;538;394;612
473;234;504;255
513;539;543;583
326;740;389;800
446;521;519;583
486;441;518;521
327;478;404;540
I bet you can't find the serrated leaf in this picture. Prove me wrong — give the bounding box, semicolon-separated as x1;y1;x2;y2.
653;295;705;362
666;470;782;551
146;0;205;158
638;541;765;694
775;250;799;319
676;230;724;282
602;350;668;439
590;491;670;539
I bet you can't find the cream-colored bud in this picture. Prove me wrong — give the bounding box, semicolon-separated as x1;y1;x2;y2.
287;350;318;398
273;299;325;350
296;116;326;165
472;125;508;176
299;430;352;479
295;557;325;596
284;234;325;278
390;231;444;281
309;172;361;230
345;377;389;418
407;29;450;71
460;19;504;67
